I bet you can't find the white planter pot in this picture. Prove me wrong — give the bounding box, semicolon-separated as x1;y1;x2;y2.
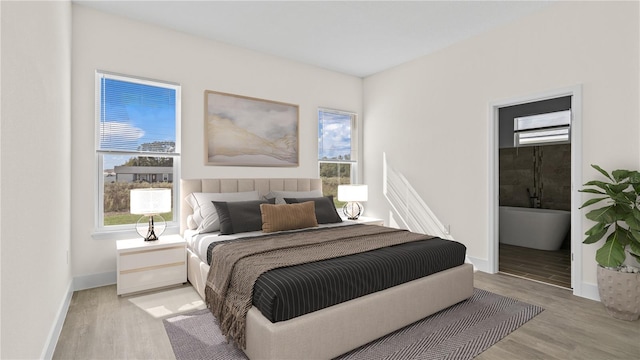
597;266;640;321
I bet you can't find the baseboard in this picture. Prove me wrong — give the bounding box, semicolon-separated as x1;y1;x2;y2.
41;279;73;360
467;256;492;274
470;256;602;303
577;282;600;301
73;271;116;291
40;272;117;359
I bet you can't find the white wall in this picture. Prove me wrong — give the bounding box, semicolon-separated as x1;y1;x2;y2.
1;1;72;358
0;2;3;356
0;1;3;354
71;5;362;282
363;2;639;288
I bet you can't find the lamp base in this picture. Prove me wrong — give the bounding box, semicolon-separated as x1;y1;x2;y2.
145;226;158;241
342;202;363;220
136;215;166;241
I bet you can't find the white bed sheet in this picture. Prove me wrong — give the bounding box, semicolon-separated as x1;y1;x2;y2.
184;221;359;264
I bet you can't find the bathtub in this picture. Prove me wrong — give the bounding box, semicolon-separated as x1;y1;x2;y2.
499;206;571;251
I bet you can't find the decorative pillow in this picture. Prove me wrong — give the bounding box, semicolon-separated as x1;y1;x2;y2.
264;189;323;204
284;195;343;224
213;199;275;235
184;191;260;234
260;201;318;233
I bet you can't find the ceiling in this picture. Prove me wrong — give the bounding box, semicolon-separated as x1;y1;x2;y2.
75;1;554;78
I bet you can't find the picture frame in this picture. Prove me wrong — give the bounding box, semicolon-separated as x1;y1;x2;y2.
204;90;299;167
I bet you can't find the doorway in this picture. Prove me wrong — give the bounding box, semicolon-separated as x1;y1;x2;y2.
488;86;583;294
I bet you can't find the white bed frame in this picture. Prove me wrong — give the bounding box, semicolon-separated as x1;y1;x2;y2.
181;178;474;360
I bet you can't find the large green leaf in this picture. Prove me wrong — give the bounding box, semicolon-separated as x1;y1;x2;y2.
585;206;617;224
579;197;607;209
579;188;605;195
595;235;626;267
583;223;609;244
608;182;631;195
615;226;632;246
621;190;637;204
613;204;632;221
628;171;640;184
625;212;640;231
585;222;607;236
583;180;610;191
628;237;640;255
591;164;613;181
608;192;634;207
612;169;631;183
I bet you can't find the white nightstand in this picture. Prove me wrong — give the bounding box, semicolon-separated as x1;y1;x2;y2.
343;216;384;226
116;234;187;295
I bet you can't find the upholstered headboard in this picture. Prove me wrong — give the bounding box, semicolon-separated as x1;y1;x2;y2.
180;178;322;235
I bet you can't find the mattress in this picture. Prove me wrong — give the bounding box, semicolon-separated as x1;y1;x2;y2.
183;221;356;265
205;226;467;323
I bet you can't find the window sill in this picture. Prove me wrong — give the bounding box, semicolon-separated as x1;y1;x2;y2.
92;225;179;240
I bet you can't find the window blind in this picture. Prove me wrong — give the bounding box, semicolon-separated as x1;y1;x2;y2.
97;73;178;154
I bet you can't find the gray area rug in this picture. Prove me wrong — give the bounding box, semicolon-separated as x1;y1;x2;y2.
163;288;543;360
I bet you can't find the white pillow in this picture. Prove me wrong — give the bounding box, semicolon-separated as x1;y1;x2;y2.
186;215;198;230
185;191;260;233
265;189;323;204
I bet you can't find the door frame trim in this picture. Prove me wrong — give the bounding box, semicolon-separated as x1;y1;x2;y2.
487;85;583;295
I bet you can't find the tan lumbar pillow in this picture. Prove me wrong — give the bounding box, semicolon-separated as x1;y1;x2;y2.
260;201;318;233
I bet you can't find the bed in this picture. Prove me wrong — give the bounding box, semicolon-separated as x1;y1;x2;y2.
181;178;474;360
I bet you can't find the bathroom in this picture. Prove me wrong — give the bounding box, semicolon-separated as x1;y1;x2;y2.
498;96;572;289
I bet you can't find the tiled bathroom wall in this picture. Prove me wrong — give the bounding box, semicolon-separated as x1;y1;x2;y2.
499;144;571;210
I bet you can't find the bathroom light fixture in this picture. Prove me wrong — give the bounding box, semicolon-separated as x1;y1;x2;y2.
130;188;171;241
338;184;368;220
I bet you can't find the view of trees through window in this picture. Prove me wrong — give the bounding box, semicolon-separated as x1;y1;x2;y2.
319;162;351;207
103;150;174;226
103;183;172;226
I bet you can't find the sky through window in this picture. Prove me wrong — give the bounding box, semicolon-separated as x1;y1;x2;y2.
318;110;352;160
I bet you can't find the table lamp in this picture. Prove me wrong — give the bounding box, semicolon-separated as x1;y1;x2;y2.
130;188;171;241
337;184;368;220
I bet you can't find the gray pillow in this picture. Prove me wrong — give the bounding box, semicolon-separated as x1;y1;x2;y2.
284;195;342;224
265;189;323;204
184;191;260;233
212;198;275;235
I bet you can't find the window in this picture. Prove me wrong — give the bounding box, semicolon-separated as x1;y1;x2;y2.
96;71;180;232
514;110;571;147
318;109;358;206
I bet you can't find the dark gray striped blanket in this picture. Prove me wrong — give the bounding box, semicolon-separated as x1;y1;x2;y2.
204;225;466;348
253;236;466;322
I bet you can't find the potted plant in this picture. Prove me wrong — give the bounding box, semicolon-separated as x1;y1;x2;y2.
580;164;640;321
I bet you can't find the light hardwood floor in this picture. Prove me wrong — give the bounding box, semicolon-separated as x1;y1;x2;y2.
53;273;639;360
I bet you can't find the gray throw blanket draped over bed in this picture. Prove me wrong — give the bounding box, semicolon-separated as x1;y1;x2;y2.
205;224;435;348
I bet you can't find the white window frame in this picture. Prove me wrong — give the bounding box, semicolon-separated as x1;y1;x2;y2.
318;108;360;189
93;71;181;238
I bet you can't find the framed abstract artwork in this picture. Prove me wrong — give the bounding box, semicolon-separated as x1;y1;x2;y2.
204;90;299;166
